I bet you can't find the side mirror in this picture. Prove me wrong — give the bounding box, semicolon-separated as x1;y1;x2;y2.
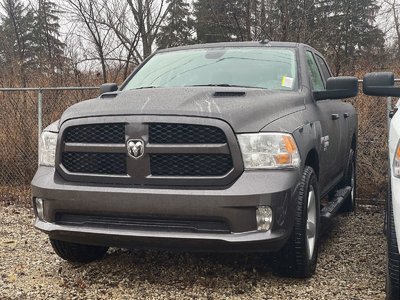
313;76;358;101
100;83;118;94
362;72;400;97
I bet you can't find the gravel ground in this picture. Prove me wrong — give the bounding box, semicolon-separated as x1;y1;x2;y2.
0;204;386;300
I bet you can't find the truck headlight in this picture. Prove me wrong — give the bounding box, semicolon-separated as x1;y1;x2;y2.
39;131;58;166
237;133;300;169
394;141;400;178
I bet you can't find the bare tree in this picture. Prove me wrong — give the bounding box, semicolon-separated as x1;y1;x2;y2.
63;0;169;80
382;0;400;55
100;0;142;77
100;0;169;60
63;0;114;83
126;0;169;58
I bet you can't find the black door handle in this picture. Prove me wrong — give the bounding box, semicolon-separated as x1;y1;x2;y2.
331;114;340;120
344;113;349;118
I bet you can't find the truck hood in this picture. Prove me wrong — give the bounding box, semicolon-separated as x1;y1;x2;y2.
60;87;306;133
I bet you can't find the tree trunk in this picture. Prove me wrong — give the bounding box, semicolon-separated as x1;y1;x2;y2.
245;0;251;40
392;1;400;56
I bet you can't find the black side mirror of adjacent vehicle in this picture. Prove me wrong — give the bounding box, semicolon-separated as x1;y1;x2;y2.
363;72;400;97
100;83;118;95
313;76;358;101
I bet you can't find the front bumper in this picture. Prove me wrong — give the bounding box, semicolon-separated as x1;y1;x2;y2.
31;167;300;252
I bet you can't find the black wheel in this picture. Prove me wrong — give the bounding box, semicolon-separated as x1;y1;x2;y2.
340;149;356;213
273;166;320;278
50;238;108;263
386;187;400;299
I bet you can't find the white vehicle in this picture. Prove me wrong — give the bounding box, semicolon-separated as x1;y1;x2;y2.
363;72;400;300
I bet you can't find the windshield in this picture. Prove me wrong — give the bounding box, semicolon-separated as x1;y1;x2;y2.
122;47;298;91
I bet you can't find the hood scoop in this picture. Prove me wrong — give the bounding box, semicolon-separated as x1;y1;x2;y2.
213;91;246;97
100;92;119;99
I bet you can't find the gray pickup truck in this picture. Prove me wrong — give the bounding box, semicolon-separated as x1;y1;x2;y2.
31;42;358;278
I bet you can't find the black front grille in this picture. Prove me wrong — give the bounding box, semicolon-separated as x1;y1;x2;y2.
59;119;239;185
56;213;230;234
65;123;125;144
150;154;233;176
149;123;226;144
62;152;126;175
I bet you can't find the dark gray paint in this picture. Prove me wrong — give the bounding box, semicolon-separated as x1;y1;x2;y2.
60;88;306;134
31;41;358;252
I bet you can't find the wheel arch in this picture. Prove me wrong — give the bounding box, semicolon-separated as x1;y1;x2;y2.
351;134;357;152
304;149;319;180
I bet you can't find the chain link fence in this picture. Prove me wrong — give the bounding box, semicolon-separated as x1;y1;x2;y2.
0;84;397;205
0;87;99;205
351;88;391;203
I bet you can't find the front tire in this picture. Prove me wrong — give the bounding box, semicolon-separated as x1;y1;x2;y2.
50;239;108;263
386;188;400;299
273;166;320;278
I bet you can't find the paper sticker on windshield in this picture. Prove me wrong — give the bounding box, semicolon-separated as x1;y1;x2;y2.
281;76;294;88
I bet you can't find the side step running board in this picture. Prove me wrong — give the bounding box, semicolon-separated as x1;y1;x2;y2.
320;186;352;221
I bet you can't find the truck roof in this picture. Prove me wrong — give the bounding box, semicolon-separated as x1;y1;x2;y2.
157;41;307;53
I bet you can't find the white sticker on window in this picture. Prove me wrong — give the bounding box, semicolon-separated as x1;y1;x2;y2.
281;76;294;88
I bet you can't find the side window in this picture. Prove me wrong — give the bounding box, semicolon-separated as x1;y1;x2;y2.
306;51;324;91
315;54;332;81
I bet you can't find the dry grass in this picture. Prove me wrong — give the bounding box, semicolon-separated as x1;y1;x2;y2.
0;185;31;207
351;92;390;201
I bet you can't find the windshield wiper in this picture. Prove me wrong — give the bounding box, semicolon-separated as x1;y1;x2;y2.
134;86;158;90
186;84;267;89
134;84;268;90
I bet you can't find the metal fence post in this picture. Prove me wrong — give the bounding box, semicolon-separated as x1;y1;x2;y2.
38;89;43;166
387;96;393;202
387;96;392;129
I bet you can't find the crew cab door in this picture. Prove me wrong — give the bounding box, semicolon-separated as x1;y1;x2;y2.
305;51;346;192
314;53;349;168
